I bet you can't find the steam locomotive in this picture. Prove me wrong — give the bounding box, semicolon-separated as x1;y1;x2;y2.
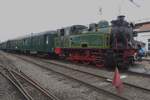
0;16;137;69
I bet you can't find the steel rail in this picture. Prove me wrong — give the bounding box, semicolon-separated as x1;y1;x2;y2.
15;55;129;100
15;54;150;99
11;69;60;100
45;60;150;92
0;58;60;100
0;70;32;100
8;70;34;100
17;55;150;93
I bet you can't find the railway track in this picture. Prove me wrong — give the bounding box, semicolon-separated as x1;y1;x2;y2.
15;54;150;89
43;59;150;92
127;70;150;78
54;59;150;78
10;52;150;78
0;66;32;100
23;53;150;78
12;54;150;100
0;60;60;100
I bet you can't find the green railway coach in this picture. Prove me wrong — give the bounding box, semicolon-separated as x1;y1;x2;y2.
0;31;57;54
29;31;57;53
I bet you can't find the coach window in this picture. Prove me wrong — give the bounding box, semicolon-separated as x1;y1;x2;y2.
25;40;28;45
23;40;25;45
60;29;65;36
46;36;49;44
65;28;70;36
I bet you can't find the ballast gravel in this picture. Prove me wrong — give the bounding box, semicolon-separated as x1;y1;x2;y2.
4;53;117;100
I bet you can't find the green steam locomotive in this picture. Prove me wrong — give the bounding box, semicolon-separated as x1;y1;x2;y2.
0;16;137;69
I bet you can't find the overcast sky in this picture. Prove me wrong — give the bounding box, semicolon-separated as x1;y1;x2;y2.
0;0;149;41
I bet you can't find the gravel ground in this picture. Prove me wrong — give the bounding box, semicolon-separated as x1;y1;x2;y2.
1;51;150;100
129;57;150;74
0;74;25;100
2;52;117;100
43;59;150;90
16;55;150;100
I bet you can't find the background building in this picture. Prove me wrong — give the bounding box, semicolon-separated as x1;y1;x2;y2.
134;22;150;52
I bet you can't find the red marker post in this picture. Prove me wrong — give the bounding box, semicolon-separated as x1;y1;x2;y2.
112;67;123;94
